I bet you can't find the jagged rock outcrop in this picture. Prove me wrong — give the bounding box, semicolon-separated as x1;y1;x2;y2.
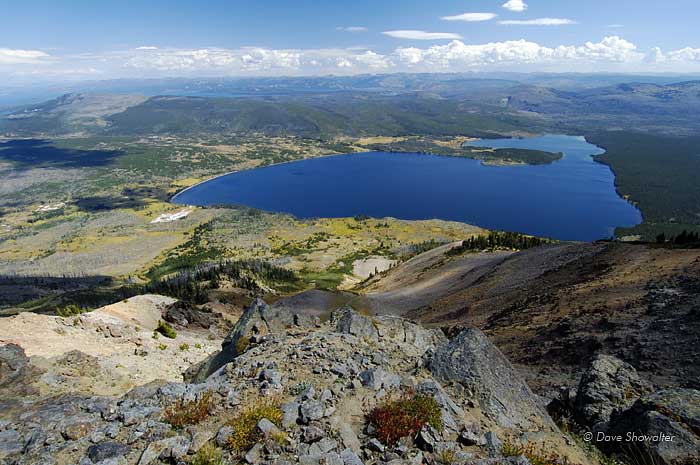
186;297;308;382
332;306;379;342
428;328;555;432
573;354;652;432
606;388;700;465
0;302;594;465
374;315;447;350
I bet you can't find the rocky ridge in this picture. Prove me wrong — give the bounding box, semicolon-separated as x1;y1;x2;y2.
1;298;593;465
1;298;698;465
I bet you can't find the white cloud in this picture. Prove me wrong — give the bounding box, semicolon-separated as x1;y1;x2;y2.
606;24;624;28
647;47;665;63
118;46;393;74
441;13;497;22
135;46;159;50
336;26;368;32
394;36;643;70
0;48;51;64
656;46;700;63
5;36;700;82
499;18;577;26
382;30;462;40
502;0;528;12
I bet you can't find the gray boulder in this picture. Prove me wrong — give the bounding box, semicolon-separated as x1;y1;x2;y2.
358;368;401;391
332;306;378;342
257;418;283;437
607;388;700;465
281;402;300;428
86;442;129;463
375;316;447;354
300;401;325;424
340;448;364;465
0;344;41;395
137;435;190;465
244;443;264;464
574;354;652;431
303;424;326;443
428;328;554;431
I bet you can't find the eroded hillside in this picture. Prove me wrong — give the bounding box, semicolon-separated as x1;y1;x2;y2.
360;242;700;392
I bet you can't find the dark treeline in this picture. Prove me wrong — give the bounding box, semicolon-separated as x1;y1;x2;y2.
145;258;299;303
656;230;700;248
448;231;551;255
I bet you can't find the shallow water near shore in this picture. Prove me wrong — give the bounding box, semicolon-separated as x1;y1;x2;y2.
173;134;641;241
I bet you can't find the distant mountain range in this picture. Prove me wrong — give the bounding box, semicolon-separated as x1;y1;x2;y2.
3;76;700;137
2;72;699;105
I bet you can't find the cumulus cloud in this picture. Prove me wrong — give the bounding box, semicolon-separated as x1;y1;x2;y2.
655;46;700;63
0;48;51;64
135;46;159;50
394;36;643;70
502;0;528;12
500;18;576;26
119;46;393;74
382;30;462;40
4;36;700;82
336;26;368;32
441;13;497;22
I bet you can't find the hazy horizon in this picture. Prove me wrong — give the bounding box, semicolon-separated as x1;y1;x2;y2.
3;0;700;85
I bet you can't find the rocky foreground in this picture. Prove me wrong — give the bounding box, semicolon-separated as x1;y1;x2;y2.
1;298;699;465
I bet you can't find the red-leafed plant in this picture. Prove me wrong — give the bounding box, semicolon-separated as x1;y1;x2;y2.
366;391;442;445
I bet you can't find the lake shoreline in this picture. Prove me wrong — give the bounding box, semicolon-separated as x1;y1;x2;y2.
172;135;642;241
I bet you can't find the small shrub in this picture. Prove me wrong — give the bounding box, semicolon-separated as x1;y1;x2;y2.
269;430;288;445
152;330;160;339
156;320;177;339
158;343;167;350
180;343;190;351
288;381;312;395
195;343;202;349
366;391;442;445
189;443;225;465
501;442;523;457
227;397;283;453
439;447;457;464
501;442;571;465
164;391;214;428
56;304;86;317
234;336;250;355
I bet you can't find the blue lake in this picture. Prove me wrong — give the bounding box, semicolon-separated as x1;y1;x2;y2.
172;134;641;241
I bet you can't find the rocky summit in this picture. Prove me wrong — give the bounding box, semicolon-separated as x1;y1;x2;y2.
1;298;699;465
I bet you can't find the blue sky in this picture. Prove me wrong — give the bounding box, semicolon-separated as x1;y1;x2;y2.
2;0;700;83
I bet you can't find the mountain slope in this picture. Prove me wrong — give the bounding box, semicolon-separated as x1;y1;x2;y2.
361;242;700;391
